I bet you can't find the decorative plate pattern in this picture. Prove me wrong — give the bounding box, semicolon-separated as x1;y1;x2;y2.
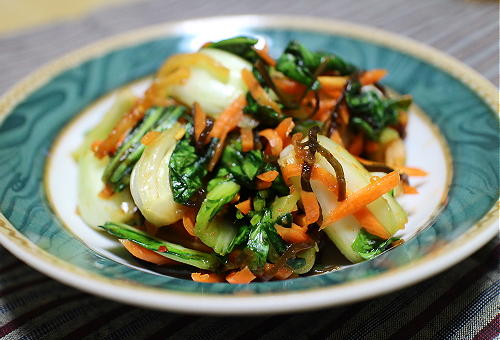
0;16;497;314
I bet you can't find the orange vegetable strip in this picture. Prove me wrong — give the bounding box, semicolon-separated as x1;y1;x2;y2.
300;191;320;225
254;46;276;67
318;76;348;91
235;199;252;215
273;76;307;96
193;102;206;142
396;166;428;177
339;104;350;125
119;239;177;265
98;184;114;199
259;129;283;156
182;208;197;237
403;183;419;194
276;224;312;244
311;167;338;193
264;263;293;280
256;179;273;190
191;272;225;283
364;141;379;154
330;130;344;146
281;163;302;184
211;95;246;139
240;127;254;152
353;207;391;239
241;68;282;113
321;171;400;228
348;133;364;156
275;117;295;147
360;69;388;85
294;214;308;227
257;170;279;182
226;266;256;284
140;131;161;146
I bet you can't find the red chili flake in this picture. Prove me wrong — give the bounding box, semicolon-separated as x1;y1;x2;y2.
158;246;167;253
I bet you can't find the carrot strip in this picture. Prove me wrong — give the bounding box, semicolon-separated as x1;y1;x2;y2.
311;167;337;193
276;224;312;243
141;131;161;146
119;239;177;265
281;163;302;184
182;208;197;237
226;266;256;284
364;141;379;154
330;130;344;146
259;129;283;156
98;184;114;199
193;102;206;142
353;207;391;239
312;98;336;122
275;117;295;147
241;69;282;113
191;272;225;283
321;171;400;228
240;127;254;152
294;214;308;227
235;199;252;215
318;76;348;91
348;133;364;156
211;95;246;139
256;179;273;190
396;166;428;177
339;104;349;125
360;69;388;85
257;170;279;182
254;46;276;67
263;263;293;280
403;183;419;194
300;191;320;225
273;76;307;96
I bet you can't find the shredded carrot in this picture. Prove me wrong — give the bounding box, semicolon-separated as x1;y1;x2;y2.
235;199;252;215
241;68;282;113
240;127;254;152
141;131;161;146
254;46;276;67
90;140;102;154
119;239;177;265
330;130;344;146
348;133;364;156
193;102;207;142
257;170;279;182
360;69;388;85
353;207;391;239
318;76;348;91
182;208;197;237
211;95;246;139
403;183;419;194
300;191;320;225
191;272;224;283
259;128;283;156
396;166;428;177
364;141;379;154
275;117;295;147
264;263;293;280
276;224;312;243
312;98;336;122
98;184;114;199
339;104;350;125
321;171;400;228
226;266;256;284
273;77;306;96
294;214;308;227
256;179;273;190
281;163;302;184
230;193;241;204
311;167;338;193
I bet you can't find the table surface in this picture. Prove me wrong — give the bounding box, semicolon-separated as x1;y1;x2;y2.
0;0;498;339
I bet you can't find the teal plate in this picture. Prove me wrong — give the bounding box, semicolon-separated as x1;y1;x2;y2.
0;16;497;314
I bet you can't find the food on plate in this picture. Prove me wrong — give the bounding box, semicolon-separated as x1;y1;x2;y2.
76;36;427;283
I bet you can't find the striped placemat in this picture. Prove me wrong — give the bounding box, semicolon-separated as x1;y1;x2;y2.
0;0;498;339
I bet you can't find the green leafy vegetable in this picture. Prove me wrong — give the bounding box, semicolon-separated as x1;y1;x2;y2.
347;81;412;140
276;41;356;87
243;93;284;127
169;128;218;204
103;106;186;191
220;140;265;186
208;36;259;63
351;228;398;260
100;222;219;270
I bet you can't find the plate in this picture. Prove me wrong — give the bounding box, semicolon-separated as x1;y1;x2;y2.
0;15;497;315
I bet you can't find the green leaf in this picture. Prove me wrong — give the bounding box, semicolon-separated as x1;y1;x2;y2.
220;140;265;186
351;228;398;260
169;129;217;204
243;93;284;128
208;36;259;63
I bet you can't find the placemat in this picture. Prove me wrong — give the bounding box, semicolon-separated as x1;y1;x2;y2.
0;0;498;339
